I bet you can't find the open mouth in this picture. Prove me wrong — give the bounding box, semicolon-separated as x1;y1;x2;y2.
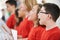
38;19;40;21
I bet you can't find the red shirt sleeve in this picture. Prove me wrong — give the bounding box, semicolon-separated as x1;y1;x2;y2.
48;32;60;40
18;18;34;38
15;26;20;35
28;26;45;40
28;28;36;40
6;14;16;29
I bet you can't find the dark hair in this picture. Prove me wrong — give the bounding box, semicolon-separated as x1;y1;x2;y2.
59;8;60;15
43;3;60;22
15;9;19;18
36;4;42;25
15;9;23;26
6;0;17;7
37;4;42;14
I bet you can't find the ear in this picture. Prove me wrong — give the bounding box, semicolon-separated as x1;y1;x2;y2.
47;14;52;20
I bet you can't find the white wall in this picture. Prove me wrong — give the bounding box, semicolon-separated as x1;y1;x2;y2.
37;0;42;4
45;0;60;8
0;0;7;18
37;0;60;8
0;0;60;18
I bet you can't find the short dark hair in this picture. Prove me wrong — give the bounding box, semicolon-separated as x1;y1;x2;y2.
37;4;42;14
43;3;60;22
6;0;17;7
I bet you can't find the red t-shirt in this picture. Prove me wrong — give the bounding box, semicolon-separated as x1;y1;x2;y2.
41;27;60;40
28;26;45;40
6;14;16;29
15;18;34;38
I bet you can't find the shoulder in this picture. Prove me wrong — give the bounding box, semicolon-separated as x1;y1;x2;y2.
35;26;45;32
48;32;60;40
30;26;45;35
47;27;60;40
8;14;15;19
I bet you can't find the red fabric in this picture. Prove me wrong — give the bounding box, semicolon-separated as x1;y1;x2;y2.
28;26;45;40
15;26;18;31
6;14;16;29
16;18;34;38
41;27;60;40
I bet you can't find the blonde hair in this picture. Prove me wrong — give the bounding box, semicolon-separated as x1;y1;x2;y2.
24;0;37;11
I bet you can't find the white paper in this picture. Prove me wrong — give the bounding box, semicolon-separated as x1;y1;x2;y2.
11;29;17;40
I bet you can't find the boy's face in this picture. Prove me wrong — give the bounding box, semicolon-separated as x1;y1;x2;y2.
38;6;49;25
6;3;13;13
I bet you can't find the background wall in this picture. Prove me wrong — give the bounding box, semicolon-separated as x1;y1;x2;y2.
0;0;60;18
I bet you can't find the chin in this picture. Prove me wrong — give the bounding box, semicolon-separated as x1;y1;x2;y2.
40;23;43;25
39;22;43;25
39;21;44;25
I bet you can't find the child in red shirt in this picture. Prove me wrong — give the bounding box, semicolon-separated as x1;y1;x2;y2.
28;4;45;40
38;3;60;40
14;3;34;38
5;0;17;29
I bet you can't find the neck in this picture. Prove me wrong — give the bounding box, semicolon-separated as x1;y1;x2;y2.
11;8;16;15
23;11;28;19
46;20;57;30
33;20;38;27
22;15;26;20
